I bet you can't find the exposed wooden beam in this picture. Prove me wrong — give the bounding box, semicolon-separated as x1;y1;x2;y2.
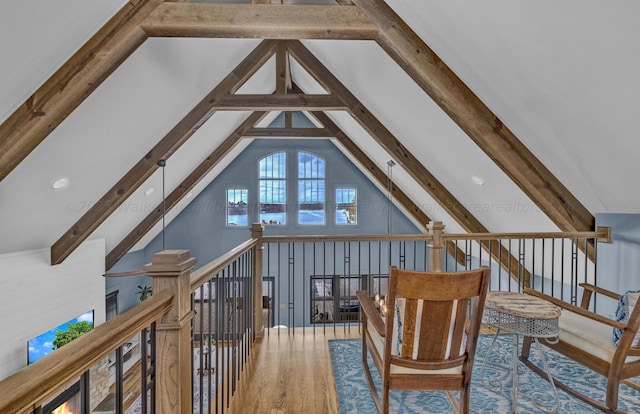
106;111;268;270
350;0;594;233
287;42;528;280
211;94;346;111
276;42;292;94
140;3;378;40
243;128;333;138
0;0;166;183
51;40;278;265
287;40;487;234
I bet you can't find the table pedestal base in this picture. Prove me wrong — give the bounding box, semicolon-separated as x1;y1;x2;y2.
479;329;560;414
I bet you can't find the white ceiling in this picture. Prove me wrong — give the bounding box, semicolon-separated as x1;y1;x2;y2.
1;0;638;257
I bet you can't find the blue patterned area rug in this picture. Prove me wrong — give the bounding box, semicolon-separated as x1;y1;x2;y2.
329;335;640;413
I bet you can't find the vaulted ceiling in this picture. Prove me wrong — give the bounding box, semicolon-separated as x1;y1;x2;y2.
1;0;638;268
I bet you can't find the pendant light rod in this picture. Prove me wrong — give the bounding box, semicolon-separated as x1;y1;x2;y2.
387;160;395;235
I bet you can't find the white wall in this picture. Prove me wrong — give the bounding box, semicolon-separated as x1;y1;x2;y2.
0;239;106;379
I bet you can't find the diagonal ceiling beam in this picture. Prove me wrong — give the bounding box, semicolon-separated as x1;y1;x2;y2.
106;110;269;270
140;3;378;40
51;40;278;265
308;108;467;268
350;0;594;233
0;0;168;183
308;110;431;228
287;42;529;280
287;40;486;235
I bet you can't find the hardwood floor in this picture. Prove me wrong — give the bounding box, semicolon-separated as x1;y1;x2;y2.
228;326;361;414
228;324;497;413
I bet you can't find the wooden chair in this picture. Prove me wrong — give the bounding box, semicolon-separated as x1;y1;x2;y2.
522;284;640;413
356;266;490;414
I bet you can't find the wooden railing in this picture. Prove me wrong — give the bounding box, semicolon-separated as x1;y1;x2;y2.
260;222;611;331
189;224;263;414
0;221;611;414
0;291;173;414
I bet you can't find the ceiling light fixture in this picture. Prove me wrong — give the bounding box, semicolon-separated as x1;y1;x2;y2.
186;191;193;199
145;187;155;196
52;178;69;189
471;175;485;186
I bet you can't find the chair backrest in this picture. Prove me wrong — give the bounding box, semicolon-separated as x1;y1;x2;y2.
385;266;490;371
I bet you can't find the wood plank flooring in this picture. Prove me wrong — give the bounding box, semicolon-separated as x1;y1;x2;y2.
228;325;497;413
228;326;361;413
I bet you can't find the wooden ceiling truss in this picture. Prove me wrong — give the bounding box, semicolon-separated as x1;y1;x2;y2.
0;1;594;269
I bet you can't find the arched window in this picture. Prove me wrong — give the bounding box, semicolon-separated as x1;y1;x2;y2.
259;152;286;225
298;152;325;225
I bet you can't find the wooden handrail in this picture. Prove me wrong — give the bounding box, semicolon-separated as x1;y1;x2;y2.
191;237;260;292
0;291;174;414
263;234;432;243
443;229;609;242
261;229;607;244
103;269;146;277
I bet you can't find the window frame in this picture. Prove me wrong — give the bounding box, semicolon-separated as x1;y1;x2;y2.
335;186;357;226
226;187;249;228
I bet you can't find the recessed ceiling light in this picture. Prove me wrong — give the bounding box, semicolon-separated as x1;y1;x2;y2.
52;178;69;189
471;175;485;186
186;191;193;199
145;187;155;196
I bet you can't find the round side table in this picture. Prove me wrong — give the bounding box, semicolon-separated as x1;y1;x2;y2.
480;291;561;413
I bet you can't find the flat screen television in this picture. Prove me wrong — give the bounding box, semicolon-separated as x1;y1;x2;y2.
27;310;94;365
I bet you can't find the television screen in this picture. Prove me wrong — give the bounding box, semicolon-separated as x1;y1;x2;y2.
28;310;94;365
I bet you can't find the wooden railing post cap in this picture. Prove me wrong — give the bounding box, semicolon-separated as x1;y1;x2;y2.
427;221;445;232
144;249;197;273
251;222;265;235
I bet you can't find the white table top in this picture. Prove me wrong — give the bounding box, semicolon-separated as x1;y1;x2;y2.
485;291;561;320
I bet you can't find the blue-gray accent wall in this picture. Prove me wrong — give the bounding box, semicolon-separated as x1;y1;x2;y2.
108;113;421;313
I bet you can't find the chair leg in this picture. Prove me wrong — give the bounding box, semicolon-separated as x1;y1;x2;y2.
606;374;620;412
460;382;470;414
362;339;383;414
521;335;533;360
520;355;624;413
382;379;390;414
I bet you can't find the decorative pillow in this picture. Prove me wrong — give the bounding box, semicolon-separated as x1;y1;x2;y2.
613;290;640;346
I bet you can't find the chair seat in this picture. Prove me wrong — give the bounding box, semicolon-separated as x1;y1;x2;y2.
558;311;640;364
367;315;465;377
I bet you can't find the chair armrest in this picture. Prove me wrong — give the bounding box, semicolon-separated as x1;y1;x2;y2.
578;283;621;309
356;290;385;337
523;288;626;330
579;283;622;301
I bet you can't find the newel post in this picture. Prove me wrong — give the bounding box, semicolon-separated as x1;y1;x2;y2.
251;223;265;338
144;250;196;414
427;221;445;272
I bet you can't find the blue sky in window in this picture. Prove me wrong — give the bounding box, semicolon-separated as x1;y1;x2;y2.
27;310;94;364
227;188;248;203
259;152;286;179
298;152;325;178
